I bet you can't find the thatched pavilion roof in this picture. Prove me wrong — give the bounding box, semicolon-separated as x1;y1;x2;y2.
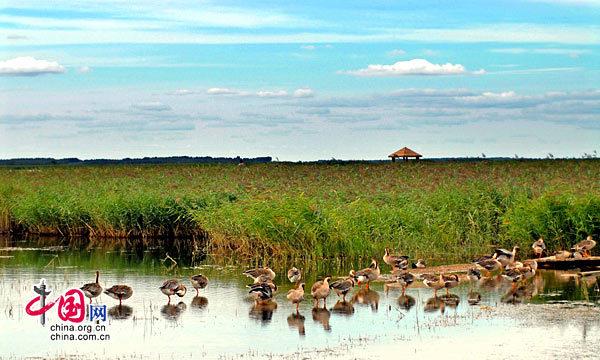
388;147;422;158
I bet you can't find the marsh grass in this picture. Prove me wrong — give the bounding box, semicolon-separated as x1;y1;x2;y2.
1;160;598;261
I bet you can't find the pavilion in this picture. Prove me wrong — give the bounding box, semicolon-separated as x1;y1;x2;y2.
388;147;422;162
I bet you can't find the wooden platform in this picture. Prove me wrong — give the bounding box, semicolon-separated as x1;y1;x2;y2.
536;256;600;270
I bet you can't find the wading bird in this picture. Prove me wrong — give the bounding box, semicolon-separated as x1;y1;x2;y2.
495;246;519;268
572;236;596;257
412;259;427;269
190;274;208;296
243;267;276;281
104;285;133;306
287;267;302;288
350;259;380;290
467;267;482;289
383;248;409;274
422;273;445;297
286;282;305;311
311;276;332;308
329;277;355;302
394;272;415;296
443;274;459;295
80;271;102;304
160;279;187;304
475;256;503;277
532;238;546;259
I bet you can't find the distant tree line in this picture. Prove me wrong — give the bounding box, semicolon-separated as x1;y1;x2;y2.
0;156;272;166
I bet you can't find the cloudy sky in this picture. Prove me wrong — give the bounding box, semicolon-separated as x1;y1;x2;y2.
1;0;599;160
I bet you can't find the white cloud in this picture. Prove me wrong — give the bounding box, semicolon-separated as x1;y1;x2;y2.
0;57;66;76
77;66;91;73
168;89;196;96
206;88;243;96
490;48;589;55
257;90;289;97
300;45;316;50
388;49;406;55
345;59;485;77
6;34;27;40
131;102;172;111
293;88;314;98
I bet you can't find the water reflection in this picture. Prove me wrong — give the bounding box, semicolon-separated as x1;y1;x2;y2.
331;300;355;316
108;305;133;320
312;306;331;331
467;291;482;305
439;294;460;308
161;302;187;320
397;295;416;311
191;296;208;309
249;299;277;323
424;297;445;314
352;289;379;312
287;312;306;336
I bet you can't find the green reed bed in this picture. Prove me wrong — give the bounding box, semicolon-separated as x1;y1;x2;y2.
0;160;598;261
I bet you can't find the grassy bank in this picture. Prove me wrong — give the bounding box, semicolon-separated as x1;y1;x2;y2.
1;160;599;262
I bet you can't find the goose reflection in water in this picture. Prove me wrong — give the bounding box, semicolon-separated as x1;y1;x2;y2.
161;302;187;320
424;297;445;314
352;288;379;312
287;312;305;336
479;275;503;291
397;295;416;311
249;299;277;323
331;300;355;316
467;291;482;305
191;296;208;309
439;294;460;309
312;306;331;331
108;305;133;320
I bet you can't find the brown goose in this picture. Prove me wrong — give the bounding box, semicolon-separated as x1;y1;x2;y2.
383;248;409;273
553;250;571;260
422;273;445;297
475;255;503;277
329;277;355;302
350;259;380;290
532;238;546;259
243;267;276;281
104;285;133;306
287;267;302;288
80;271;102;304
190;274;208;296
286;282;305;311
467;267;482;289
495;246;519;268
160;279;187;304
442;274;459;295
311;276;332;308
572;236;596;257
395;272;415;296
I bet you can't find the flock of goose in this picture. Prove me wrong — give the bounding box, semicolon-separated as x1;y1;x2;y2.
80;236;596;309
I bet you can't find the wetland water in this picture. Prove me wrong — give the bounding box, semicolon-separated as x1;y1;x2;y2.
1;237;599;359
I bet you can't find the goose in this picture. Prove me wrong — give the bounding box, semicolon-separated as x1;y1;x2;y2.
80;271;102;304
442;274;459;295
532;238;546;259
422;273;445;297
329;277;355;302
247;278;278;296
287;267;302;288
383;248;409;273
311;276;332;308
553;250;571;260
243;267;276;281
104;285;133;306
160;279;187;304
467;267;482;289
475;256;503;277
248;282;274;304
572;236;596;257
519;260;537;282
571;250;585;259
350;259;380;290
394;272;415;296
495;246;519;268
286;283;305;311
411;259;427;269
472;252;496;263
501;268;523;291
190;274;208;296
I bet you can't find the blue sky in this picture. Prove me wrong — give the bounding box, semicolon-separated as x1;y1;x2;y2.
1;0;599;160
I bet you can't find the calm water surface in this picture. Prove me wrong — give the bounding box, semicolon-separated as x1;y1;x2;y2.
1;237;599;359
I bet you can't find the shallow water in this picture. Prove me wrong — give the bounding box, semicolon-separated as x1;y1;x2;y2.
1;237;599;359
